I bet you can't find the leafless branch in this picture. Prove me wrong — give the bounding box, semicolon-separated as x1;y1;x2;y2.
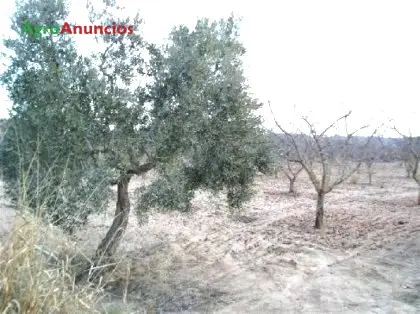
393;126;420;185
319;110;352;137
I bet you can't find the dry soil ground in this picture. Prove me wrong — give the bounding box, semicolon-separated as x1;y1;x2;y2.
1;162;420;313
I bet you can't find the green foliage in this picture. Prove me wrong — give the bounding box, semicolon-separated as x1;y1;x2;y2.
1;117;113;233
47;165;113;233
137;165;196;213
145;16;266;209
1;0;267;235
254;135;273;174
0;0;111;232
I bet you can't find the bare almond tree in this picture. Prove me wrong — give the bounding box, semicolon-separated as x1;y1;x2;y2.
270;133;304;193
364;157;375;185
269;102;378;229
268;132;303;193
281;150;304;194
403;154;416;179
362;137;384;185
393;127;420;205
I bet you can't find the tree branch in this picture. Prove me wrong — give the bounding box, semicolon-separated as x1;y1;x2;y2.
127;161;155;175
319;110;352;137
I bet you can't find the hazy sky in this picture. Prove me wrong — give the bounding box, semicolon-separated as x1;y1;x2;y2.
1;0;419;136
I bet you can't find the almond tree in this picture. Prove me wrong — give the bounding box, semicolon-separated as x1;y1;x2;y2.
281;152;304;194
268;132;303;193
393;127;420;205
362;137;384;185
404;157;416;179
269;103;378;229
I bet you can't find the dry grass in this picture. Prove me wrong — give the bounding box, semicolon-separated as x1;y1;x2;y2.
0;212;104;314
0;175;105;314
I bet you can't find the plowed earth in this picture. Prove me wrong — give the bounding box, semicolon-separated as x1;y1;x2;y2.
1;163;419;313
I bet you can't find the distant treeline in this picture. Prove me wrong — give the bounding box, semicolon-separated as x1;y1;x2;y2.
267;131;420;162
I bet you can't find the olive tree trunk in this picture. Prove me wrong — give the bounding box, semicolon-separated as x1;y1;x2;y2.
77;162;155;282
77;175;132;282
95;176;131;264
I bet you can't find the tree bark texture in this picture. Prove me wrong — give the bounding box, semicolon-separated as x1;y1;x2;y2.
314;192;325;229
94;176;131;268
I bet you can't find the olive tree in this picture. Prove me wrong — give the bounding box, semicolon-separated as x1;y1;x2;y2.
1;0;268;278
0;0;112;233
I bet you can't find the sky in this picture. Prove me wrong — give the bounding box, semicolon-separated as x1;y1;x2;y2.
0;0;419;137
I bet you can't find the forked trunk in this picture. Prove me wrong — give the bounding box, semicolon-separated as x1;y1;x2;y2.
94;176;131;269
288;178;296;193
314;192;325;229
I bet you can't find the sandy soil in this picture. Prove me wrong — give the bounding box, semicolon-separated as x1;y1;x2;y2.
1;162;420;313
